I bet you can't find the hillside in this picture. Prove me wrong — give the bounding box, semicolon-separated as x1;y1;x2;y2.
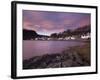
23;29;49;40
50;25;90;38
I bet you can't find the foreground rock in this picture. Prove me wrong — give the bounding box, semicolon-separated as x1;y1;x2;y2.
23;44;90;69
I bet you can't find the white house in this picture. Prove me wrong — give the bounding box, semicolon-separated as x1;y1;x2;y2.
81;33;90;39
70;36;76;40
65;37;71;40
58;38;63;40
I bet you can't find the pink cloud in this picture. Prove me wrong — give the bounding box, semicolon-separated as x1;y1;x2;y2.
78;18;90;27
23;21;35;30
40;20;54;30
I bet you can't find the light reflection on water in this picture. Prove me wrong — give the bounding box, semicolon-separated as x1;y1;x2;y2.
23;40;85;60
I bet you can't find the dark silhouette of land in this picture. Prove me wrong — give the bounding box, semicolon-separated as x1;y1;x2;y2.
23;25;90;40
23;29;49;40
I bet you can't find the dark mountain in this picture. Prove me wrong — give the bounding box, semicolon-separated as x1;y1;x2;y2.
23;29;49;40
50;25;90;38
23;29;38;40
71;25;90;36
75;25;90;34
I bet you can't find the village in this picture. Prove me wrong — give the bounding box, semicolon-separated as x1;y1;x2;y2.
34;32;90;41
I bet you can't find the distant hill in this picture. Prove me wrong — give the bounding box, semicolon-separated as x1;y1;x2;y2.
75;25;90;34
50;25;90;38
23;29;38;40
23;29;49;40
23;25;90;40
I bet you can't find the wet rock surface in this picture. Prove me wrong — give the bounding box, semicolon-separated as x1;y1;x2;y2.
23;50;90;69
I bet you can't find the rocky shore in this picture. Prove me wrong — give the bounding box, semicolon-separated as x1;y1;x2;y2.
23;43;90;69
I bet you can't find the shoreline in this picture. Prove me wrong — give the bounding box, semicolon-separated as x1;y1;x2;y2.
23;39;90;42
23;42;90;69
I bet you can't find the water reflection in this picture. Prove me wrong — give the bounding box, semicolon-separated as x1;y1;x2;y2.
23;40;85;60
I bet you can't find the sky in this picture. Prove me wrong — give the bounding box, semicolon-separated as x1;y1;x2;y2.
23;10;90;36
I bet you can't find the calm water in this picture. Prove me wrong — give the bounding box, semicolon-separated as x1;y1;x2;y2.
23;40;85;60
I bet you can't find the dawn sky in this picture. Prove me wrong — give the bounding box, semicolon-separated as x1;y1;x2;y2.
23;10;90;36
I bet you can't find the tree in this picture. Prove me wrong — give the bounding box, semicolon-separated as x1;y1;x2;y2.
50;33;58;38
